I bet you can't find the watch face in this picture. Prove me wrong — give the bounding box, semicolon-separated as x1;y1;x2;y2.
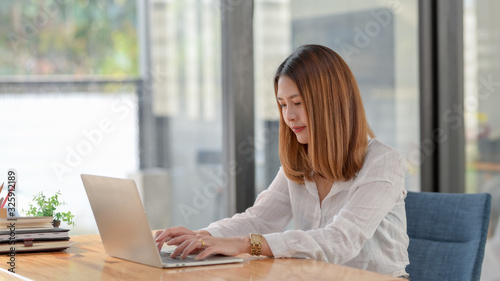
251;233;262;243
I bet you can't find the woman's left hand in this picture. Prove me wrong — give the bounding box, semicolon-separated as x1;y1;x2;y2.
167;235;250;260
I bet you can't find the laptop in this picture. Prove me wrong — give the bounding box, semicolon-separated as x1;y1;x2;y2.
81;174;244;268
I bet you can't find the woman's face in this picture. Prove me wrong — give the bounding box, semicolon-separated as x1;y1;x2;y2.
277;76;309;144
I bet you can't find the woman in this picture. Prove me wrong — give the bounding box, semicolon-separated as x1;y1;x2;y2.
155;44;410;278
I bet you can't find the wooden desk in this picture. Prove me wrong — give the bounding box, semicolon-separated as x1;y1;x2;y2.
1;235;401;281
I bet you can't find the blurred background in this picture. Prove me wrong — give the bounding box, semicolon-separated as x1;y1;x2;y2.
0;0;498;278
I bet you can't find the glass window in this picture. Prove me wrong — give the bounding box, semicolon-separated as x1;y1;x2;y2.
0;0;139;235
464;0;500;279
148;0;224;229
254;0;420;193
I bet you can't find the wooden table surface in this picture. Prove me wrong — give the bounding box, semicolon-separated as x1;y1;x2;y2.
1;234;402;281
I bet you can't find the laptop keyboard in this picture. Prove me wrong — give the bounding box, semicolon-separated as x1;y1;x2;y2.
160;251;198;263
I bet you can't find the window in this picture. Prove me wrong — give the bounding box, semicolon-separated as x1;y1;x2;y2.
148;0;224;229
0;0;139;235
464;0;500;278
254;0;420;193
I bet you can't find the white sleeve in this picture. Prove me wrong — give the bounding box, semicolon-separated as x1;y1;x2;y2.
263;150;406;264
202;167;293;237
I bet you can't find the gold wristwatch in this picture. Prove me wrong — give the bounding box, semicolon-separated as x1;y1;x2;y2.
250;233;262;256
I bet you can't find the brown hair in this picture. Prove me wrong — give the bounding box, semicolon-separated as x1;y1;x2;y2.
274;44;374;184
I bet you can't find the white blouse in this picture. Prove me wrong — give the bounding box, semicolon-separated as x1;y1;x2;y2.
202;139;410;277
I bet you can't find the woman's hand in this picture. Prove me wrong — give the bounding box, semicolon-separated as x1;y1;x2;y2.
155;226;210;252
167;235;251;260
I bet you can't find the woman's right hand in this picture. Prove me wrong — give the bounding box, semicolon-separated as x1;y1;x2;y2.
154;226;211;252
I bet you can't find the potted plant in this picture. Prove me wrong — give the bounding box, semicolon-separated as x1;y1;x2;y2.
23;190;75;228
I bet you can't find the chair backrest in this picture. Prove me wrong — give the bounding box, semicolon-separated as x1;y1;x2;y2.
405;191;491;281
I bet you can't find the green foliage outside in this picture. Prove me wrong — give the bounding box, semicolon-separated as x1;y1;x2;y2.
0;0;138;76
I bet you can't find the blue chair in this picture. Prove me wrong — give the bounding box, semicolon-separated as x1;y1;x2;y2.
405;191;491;281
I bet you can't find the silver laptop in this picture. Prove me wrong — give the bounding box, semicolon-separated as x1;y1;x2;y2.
81;174;244;268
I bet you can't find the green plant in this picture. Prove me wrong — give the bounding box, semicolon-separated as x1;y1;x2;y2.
23;190;75;227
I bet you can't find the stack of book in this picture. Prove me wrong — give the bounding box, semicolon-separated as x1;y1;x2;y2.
0;216;70;253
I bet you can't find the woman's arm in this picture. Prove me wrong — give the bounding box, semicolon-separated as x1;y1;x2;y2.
167;233;274;259
163;178;402;261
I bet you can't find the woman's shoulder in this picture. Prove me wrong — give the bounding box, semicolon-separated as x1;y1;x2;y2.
365;138;405;163
357;138;407;179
